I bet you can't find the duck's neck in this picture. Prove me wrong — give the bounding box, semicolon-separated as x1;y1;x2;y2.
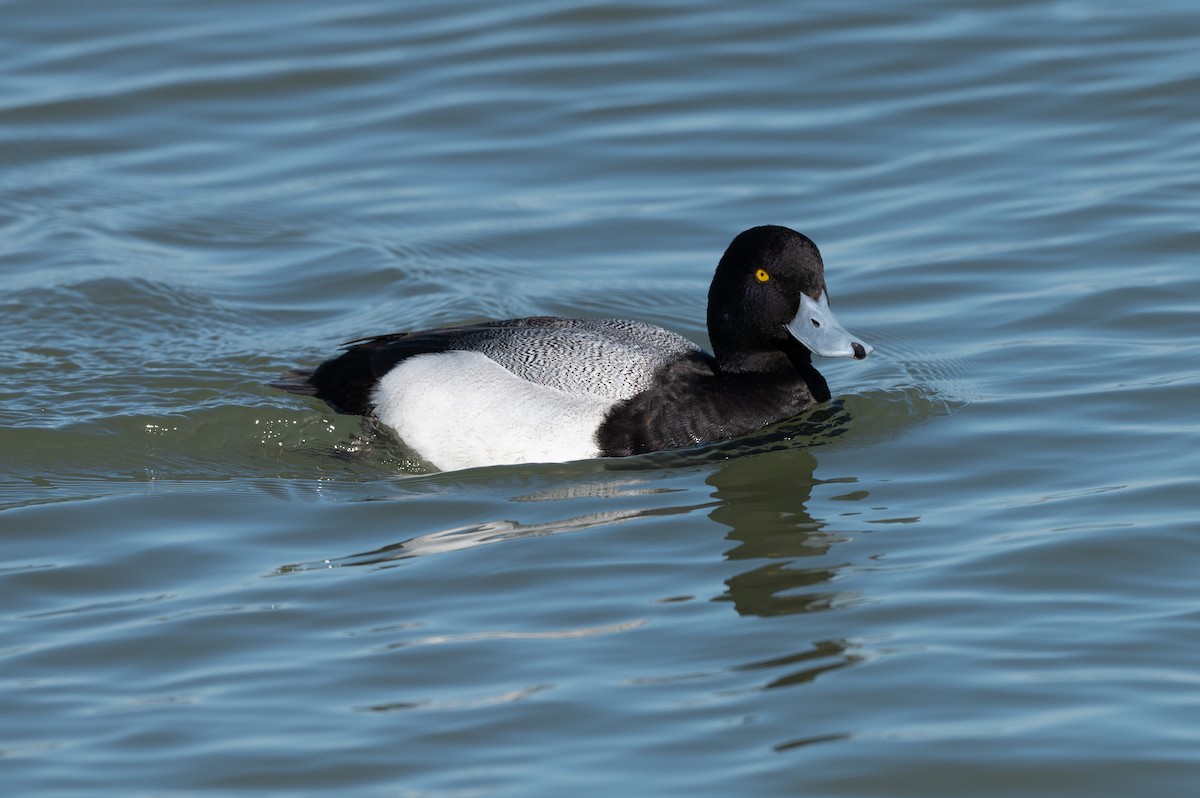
714;348;793;374
714;344;830;403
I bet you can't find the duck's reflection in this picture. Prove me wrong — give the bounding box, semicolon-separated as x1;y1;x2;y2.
702;444;864;689
280;497;715;569
285;431;863;621
705;447;846;618
281;427;870;701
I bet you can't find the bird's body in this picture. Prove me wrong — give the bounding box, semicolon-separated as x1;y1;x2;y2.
283;225;873;470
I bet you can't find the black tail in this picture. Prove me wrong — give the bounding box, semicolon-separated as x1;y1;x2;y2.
270;368;318;396
272;348;379;417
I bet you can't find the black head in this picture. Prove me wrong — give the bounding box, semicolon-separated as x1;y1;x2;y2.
706;225;871;373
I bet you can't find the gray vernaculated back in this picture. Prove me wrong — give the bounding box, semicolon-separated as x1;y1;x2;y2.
462;318;700;401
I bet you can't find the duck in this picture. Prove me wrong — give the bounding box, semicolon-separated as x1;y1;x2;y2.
284;225;873;471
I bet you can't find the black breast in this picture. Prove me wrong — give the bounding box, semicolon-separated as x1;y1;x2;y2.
595;352;830;457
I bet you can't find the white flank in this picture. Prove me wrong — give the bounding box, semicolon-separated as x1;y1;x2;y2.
371;351;617;471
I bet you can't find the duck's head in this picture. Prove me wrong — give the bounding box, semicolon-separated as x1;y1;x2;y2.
706;225;873;373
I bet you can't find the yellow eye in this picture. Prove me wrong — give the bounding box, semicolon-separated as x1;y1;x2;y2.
755;268;770;283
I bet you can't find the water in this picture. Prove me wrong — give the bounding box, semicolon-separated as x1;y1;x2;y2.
3;0;1198;794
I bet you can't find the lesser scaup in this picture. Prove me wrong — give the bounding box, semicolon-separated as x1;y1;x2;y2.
285;225;872;470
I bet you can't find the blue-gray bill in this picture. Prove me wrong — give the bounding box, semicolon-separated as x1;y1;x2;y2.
785;292;873;360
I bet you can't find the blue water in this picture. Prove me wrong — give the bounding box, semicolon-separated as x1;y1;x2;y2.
3;1;1199;795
